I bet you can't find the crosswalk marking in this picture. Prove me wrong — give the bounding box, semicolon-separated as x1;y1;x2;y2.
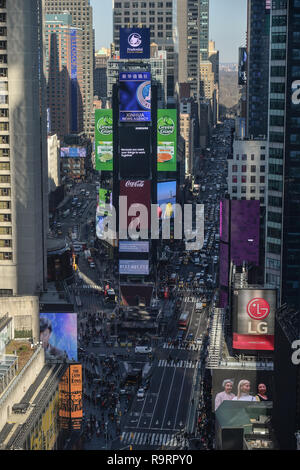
158;359;199;368
162;342;202;351
121;431;180;447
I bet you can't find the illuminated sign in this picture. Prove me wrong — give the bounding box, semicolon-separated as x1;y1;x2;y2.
120;27;150;59
119;72;151;122
157;109;177;172
95;109;113;171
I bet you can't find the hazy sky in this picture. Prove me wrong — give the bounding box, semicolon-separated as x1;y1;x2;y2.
91;0;247;63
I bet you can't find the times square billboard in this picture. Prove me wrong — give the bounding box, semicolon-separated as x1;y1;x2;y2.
231;200;260;267
232;288;276;351
95;109;113;171
119;180;151;232
119;125;151;178
120;27;150;59
238;47;247;86
39;312;78;362
119;71;151;122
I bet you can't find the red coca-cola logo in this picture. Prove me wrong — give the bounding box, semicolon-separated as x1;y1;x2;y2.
246;298;270;320
125;180;144;188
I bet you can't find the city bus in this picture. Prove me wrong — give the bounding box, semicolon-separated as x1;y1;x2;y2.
177;312;190;330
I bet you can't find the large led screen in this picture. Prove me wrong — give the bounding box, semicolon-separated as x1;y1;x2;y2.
60;147;86;158
59;364;83;430
238;47;247;85
232;288;276;351
119;241;149;253
231;200;259;267
157;109;177;172
212;368;273;412
39;312;77;362
119;125;151;178
119;71;151;122
119;259;149;275
119;180;151;231
157;180;176;220
120;27;150;59
95;109;113;171
97;188;112;215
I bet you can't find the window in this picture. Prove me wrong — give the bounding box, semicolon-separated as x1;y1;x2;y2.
241;186;246;193
260;154;265;161
0;175;10;183
232;186;237;193
0;239;11;247
242;154;247;161
270;115;284;126
0;213;10;221
260;165;265;172
250;186;256;194
268;211;282;223
0;252;12;260
260;187;265;194
241;165;247;172
241;176;247;183
0;200;10;209
260;176;265;183
251;154;255;161
251;176;256;183
251;165;256;172
232;165;237;172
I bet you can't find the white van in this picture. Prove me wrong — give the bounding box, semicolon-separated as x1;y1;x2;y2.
135;346;152;354
196;302;203;312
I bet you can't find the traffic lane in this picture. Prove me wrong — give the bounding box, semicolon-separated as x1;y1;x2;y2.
148;366;178;430
161;366;191;431
174;365;196;429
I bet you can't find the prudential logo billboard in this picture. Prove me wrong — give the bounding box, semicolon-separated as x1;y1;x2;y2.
120;27;150;59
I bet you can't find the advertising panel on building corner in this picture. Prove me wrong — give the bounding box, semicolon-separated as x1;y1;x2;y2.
157;109;177;172
120;27;150;60
232;288;276;351
95;109;113;171
119;71;151;122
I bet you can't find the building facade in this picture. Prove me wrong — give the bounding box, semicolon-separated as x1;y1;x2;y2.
0;0;48;296
112;0;178;100
44;13;84;139
45;0;94;137
265;0;300;310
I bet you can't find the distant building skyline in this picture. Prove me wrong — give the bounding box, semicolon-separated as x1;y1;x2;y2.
91;0;247;63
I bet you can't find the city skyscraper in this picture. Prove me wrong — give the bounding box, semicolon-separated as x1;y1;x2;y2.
265;0;300;310
246;0;270;138
112;0;178;100
0;0;48;295
45;13;84;139
45;0;94;137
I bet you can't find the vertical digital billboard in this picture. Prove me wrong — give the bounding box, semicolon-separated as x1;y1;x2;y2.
232;289;276;351
59;364;83;431
95;109;113;171
39;313;78;362
120;27;150;59
70;29;78;133
119;125;151;178
238;47;247;85
157;109;177;172
97;188;112;214
220;242;229;288
119;72;151;122
231;200;260;267
157;180;176;219
119;180;151;231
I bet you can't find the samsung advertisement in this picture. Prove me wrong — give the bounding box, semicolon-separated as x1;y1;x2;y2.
120;27;150;59
119;71;151;122
119;125;151;178
119;259;149;276
232;288;276;351
39;313;78;362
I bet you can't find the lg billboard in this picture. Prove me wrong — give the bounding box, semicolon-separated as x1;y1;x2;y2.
232;289;276;351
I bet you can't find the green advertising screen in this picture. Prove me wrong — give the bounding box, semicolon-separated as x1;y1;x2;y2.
97;188;112;215
157;109;177;172
95;109;113;171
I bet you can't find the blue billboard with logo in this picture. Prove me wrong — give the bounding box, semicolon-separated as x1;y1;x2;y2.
119;71;151;122
120;27;150;59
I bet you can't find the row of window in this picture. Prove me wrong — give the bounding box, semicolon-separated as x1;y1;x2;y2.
0;251;12;260
235;154;265;161
231;196;265;203
231;165;265;173
231;175;265;183
231;186;265;194
115;2;172;7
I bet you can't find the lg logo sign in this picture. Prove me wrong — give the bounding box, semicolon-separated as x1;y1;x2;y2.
247;298;270;334
292;80;300;105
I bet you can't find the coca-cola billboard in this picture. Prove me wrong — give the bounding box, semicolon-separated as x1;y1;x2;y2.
119;180;151;231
